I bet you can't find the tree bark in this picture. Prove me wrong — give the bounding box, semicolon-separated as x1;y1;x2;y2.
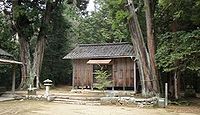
174;70;180;99
12;0;31;89
33;1;55;88
18;37;31;89
174;71;178;99
127;0;154;96
12;0;60;89
144;0;159;93
33;38;45;88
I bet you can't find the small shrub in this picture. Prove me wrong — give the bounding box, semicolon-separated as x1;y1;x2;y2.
94;69;111;91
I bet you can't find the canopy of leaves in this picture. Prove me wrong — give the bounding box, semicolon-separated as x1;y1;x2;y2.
156;30;200;73
74;0;130;44
0;0;76;87
155;0;200;33
0;13;17;54
0;13;19;89
40;2;73;85
155;0;200;76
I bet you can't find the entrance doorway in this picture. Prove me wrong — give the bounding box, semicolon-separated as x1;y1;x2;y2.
93;64;112;84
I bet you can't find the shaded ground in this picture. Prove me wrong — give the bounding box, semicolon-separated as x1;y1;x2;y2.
0;100;199;115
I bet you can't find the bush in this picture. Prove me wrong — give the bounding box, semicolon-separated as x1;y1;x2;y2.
94;69;111;91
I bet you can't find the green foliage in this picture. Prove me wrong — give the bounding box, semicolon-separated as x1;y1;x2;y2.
12;2;42;39
0;0;77;87
94;69;111;91
155;0;200;33
0;0;199;89
155;0;200;81
156;30;200;73
40;3;72;85
0;13;18;54
74;0;130;44
0;12;20;89
106;0;128;27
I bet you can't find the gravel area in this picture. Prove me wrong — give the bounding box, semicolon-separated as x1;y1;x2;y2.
0;100;199;115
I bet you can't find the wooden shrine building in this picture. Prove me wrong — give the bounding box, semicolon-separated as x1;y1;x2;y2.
0;48;22;94
63;42;138;91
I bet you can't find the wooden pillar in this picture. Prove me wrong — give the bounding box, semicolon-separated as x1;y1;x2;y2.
91;66;93;91
12;64;16;95
112;65;114;91
165;83;168;106
134;60;137;92
122;59;125;91
122;70;125;91
36;75;39;89
72;61;75;89
81;60;84;90
90;64;94;90
112;78;114;91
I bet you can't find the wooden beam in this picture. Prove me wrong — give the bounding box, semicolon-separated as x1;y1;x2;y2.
165;83;168;106
12;64;16;95
0;59;22;65
112;64;114;91
72;61;75;89
87;59;112;64
91;64;93;90
134;60;137;92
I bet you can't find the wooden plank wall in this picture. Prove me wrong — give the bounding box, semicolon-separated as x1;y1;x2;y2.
73;59;93;87
73;58;135;88
113;58;134;87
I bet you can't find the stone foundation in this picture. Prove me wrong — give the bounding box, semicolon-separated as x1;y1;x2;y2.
24;95;55;101
100;97;158;107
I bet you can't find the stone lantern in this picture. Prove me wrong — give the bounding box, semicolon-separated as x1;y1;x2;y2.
43;79;52;98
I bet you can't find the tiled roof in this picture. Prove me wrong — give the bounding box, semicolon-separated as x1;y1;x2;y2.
63;42;135;59
0;48;13;57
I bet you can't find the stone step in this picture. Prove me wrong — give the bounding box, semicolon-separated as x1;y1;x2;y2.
53;99;101;106
52;93;104;98
54;98;100;102
68;96;101;101
54;98;76;102
53;93;104;98
0;97;15;102
53;95;69;99
53;95;102;100
70;90;136;96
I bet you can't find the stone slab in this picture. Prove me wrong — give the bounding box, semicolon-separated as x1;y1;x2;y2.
0;97;15;102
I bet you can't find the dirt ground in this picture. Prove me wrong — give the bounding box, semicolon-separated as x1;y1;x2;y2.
0;100;199;115
1;86;200;115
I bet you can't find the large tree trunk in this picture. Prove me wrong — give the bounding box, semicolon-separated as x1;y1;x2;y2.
127;0;159;96
127;0;153;96
18;37;31;89
144;0;159;93
12;0;31;89
33;1;54;88
33;38;45;88
12;0;59;89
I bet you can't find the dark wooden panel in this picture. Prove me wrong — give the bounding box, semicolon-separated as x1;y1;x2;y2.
73;59;93;87
113;58;134;87
73;58;135;88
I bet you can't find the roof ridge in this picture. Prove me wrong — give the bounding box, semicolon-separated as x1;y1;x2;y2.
63;42;135;59
78;42;131;47
0;48;13;57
